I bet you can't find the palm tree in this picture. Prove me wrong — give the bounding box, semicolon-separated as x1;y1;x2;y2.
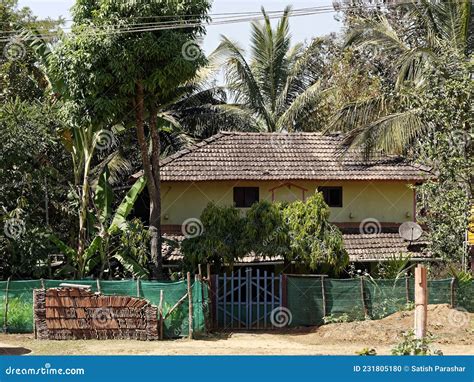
330;0;472;156
216;6;325;132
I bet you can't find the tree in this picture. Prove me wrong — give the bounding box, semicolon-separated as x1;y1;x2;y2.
331;0;472;156
284;193;348;273
414;58;472;263
330;0;473;262
0;100;73;279
0;0;61;102
181;196;348;273
180;203;247;270
49;0;211;278
216;6;326;132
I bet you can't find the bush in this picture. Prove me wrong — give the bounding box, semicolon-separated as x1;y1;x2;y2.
5;298;33;333
391;330;443;355
181;194;348;273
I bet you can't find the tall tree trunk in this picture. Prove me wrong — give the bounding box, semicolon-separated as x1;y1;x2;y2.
77;150;93;278
149;105;163;279
134;81;160;279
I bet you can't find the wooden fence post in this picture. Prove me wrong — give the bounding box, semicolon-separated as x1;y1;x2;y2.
206;264;213;330
450;277;456;308
96;279;101;294
158;290;164;340
3;277;10;333
136;278;141;298
187;272;194;340
321;275;327;318
405;275;410;304
414;264;428;339
360;276;368;317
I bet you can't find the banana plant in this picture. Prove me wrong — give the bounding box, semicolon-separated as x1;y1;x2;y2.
49;174;148;279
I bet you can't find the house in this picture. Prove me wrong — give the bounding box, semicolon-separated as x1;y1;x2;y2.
132;132;433;269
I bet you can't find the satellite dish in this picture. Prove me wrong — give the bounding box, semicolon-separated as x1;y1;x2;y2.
399;221;423;241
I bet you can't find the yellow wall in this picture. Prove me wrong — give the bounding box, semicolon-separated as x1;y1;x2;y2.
161;180;416;225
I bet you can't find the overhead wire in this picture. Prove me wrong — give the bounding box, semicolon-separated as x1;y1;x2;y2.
0;2;410;43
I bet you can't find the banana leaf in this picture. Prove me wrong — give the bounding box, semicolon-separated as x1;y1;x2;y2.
94;166;113;224
112;253;149;280
108;176;146;234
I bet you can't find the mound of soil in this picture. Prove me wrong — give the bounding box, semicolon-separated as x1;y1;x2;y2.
304;304;473;345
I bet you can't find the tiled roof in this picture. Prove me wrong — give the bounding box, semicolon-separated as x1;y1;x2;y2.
137;132;431;181
343;233;430;262
162;233;430;263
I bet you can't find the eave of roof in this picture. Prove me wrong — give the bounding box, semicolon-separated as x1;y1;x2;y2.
162;233;431;264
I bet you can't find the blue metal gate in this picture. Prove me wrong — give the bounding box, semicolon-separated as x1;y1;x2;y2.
213;268;283;330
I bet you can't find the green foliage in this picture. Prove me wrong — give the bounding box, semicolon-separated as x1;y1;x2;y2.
391;330;443;356
181;203;247;269
216;6;326;132
182;194;348;273
49;175;149;279
356;347;377;356
0;0;61;102
284;193;348;273
333;1;473;263
244;200;289;258
415;56;472;262
6;298;32;332
0;100;74;279
374;254;412;279
51;0;212;124
323;305;366;324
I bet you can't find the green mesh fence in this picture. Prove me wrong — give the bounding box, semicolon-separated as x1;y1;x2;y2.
0;277;471;333
0;279;208;337
287;277;473;327
287;277;325;326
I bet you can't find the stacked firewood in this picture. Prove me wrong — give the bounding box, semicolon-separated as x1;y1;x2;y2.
34;288;159;341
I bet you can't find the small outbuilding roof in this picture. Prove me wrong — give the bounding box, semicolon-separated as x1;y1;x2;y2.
133;132;431;182
161;233;430;264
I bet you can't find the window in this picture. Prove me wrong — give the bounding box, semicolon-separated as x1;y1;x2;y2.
233;187;259;208
318;186;343;207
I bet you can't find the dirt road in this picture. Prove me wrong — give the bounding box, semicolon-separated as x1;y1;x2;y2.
0;304;472;355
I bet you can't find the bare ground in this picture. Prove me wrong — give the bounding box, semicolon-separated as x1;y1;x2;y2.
0;304;472;356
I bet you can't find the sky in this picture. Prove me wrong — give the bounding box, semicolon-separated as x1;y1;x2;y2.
17;0;342;54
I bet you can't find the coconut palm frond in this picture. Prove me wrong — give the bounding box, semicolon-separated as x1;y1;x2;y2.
395;47;436;88
329;95;389;133
345;16;409;55
276;81;325;132
341;110;425;159
215;36;273;128
276;39;321;113
90;151;132;187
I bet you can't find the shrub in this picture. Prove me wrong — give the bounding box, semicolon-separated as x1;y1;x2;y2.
391;330;443;355
356;348;377;356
